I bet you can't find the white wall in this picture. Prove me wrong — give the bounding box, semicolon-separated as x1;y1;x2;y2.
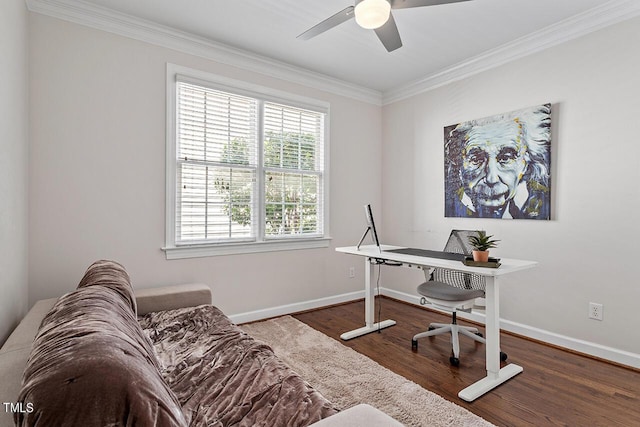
381;16;640;357
25;5;640;365
0;0;29;343
28;14;382;317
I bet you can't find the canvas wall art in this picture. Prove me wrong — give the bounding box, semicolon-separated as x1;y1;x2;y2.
444;103;551;220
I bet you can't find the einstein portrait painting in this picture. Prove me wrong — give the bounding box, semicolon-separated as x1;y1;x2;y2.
444;103;551;220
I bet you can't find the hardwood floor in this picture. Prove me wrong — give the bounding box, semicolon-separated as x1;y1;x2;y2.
293;297;640;427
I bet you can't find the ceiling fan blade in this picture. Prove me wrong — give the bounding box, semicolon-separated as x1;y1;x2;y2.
390;0;472;10
297;6;355;40
374;12;402;52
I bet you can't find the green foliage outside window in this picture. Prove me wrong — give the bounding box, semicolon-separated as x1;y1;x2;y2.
213;131;320;236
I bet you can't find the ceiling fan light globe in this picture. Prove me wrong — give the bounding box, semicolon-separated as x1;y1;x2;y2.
354;0;391;30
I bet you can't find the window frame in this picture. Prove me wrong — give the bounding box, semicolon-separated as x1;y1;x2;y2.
164;64;331;259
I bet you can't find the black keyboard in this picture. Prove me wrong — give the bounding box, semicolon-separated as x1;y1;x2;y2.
384;248;466;261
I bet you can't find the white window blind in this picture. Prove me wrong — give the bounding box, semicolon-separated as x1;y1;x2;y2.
176;82;258;243
173;79;326;248
263;102;324;238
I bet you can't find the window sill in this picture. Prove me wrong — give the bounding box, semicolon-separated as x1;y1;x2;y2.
162;237;332;260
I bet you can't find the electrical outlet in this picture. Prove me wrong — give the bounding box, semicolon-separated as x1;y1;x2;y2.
349;267;355;278
589;302;603;321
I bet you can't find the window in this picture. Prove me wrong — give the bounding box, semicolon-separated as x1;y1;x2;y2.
164;65;330;258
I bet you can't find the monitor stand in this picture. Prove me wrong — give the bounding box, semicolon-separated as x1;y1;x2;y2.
356;226;372;250
356;226;381;252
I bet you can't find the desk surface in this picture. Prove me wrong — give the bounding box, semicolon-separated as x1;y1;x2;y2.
336;243;537;401
336;245;537;277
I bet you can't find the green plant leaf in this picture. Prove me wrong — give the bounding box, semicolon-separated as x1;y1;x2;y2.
468;230;500;251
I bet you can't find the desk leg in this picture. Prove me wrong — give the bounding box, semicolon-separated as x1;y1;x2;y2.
340;257;396;340
458;276;523;401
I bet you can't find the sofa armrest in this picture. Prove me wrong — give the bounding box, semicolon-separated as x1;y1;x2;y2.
310;404;403;427
1;298;58;353
1;299;59;427
135;283;212;315
0;347;32;427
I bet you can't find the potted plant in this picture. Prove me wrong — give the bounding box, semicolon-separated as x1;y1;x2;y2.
468;230;500;262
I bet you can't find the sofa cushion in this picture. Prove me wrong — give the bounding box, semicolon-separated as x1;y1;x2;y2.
15;260;187;427
139;304;338;426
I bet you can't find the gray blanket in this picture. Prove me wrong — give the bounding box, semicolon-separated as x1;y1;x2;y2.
140;305;338;426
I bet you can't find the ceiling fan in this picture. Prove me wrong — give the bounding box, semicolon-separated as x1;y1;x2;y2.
297;0;473;52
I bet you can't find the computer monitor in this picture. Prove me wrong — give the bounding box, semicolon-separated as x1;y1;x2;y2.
357;204;381;252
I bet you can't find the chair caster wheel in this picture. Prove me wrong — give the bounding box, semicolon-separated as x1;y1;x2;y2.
428;326;435;331
500;351;508;361
475;332;484;337
449;356;460;366
411;340;418;351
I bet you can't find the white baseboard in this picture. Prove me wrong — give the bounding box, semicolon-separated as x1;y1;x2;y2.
381;287;640;369
228;287;639;369
228;290;364;325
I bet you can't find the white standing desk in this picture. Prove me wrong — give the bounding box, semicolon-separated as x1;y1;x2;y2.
336;244;537;401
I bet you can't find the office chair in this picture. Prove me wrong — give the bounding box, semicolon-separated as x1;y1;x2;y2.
411;230;507;366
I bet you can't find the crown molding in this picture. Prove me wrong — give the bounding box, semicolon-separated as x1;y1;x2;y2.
26;0;640;107
382;0;640;105
25;0;383;106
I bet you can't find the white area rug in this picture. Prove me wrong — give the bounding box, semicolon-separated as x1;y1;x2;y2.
241;316;495;427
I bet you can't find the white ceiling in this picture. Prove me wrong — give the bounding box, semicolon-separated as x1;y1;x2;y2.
30;0;639;100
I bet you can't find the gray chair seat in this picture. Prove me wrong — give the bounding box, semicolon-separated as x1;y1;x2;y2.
412;230;495;367
417;281;484;301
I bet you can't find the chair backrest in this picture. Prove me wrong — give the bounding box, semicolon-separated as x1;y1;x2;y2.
431;230;485;291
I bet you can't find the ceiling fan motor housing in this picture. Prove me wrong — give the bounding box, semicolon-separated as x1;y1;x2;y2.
354;0;392;30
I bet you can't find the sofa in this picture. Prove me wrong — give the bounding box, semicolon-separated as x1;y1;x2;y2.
0;261;401;427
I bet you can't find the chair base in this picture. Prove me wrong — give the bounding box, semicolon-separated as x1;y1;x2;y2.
412;321;486;360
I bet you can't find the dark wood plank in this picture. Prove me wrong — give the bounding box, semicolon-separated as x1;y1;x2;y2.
293;297;640;426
